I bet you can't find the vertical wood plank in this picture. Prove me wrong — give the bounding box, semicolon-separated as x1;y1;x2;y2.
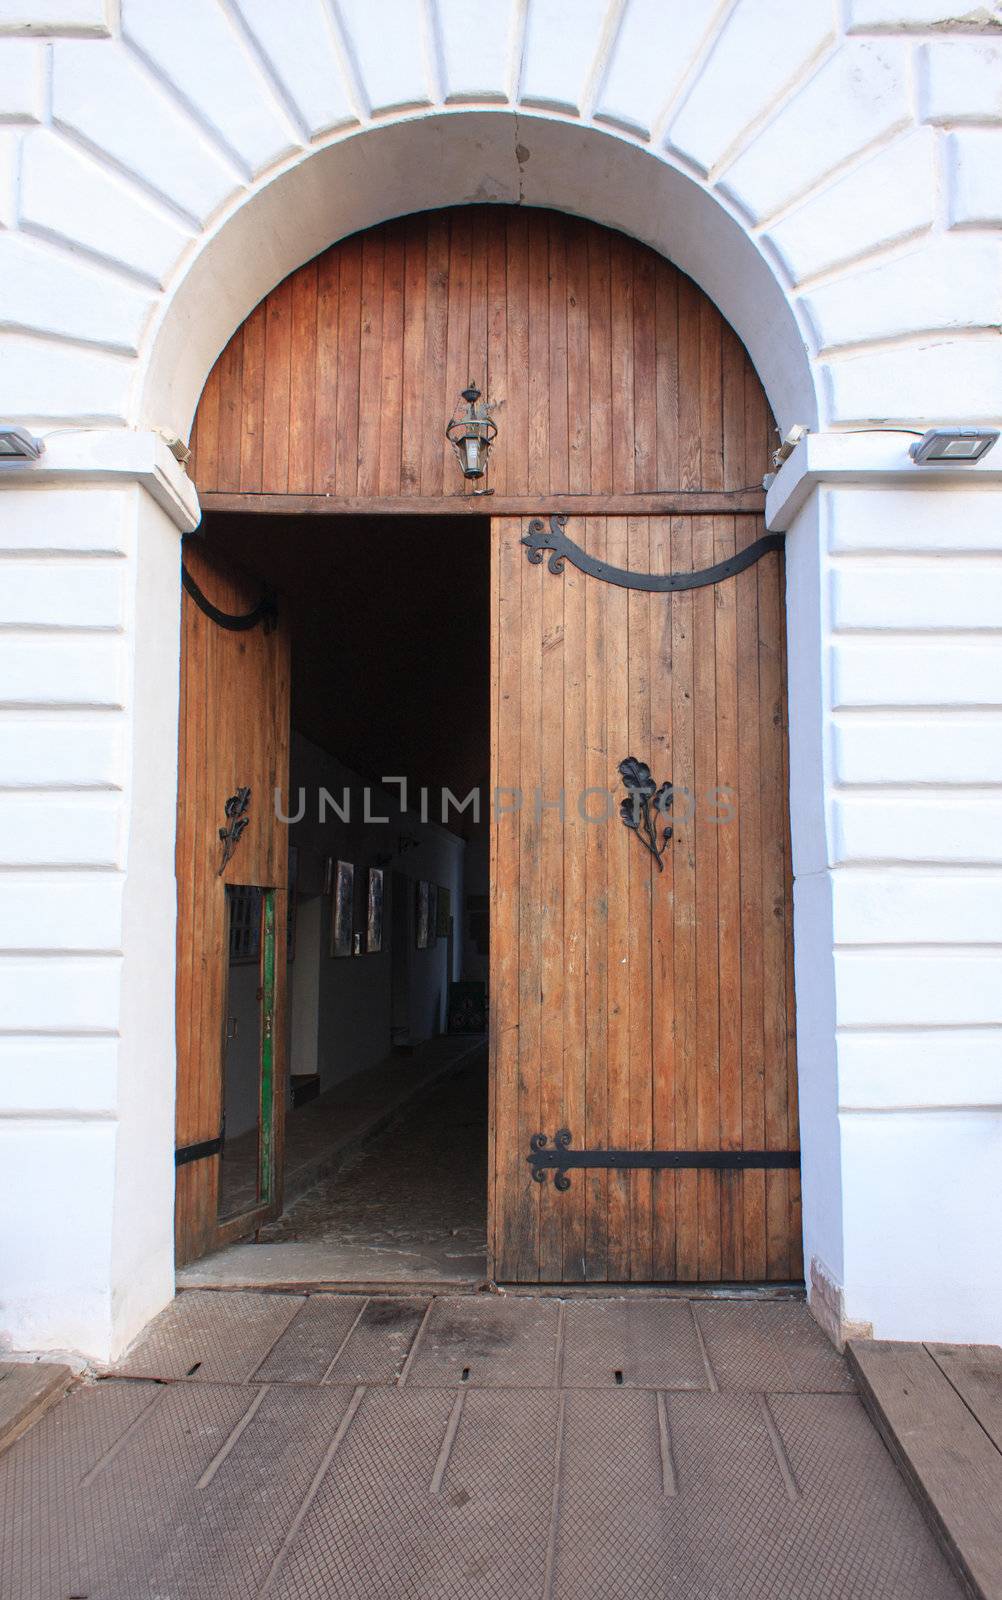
527;210;550;498
357;228;385;498
378;222;405;495
485;207;508;497
693;514;721;1281
587;227;612;497
671;516;698;1279
238;302;266;492
565;217;591;495
583;515;609;1279
547;213;569;495
334;235;362;496
312;251;338;493
627;514;653;1280
518;514;543;1278
492;516;523;1280
633;245;657;493
443;208;473;495
400;216;427;494
649;517;676;1279
505;210;530;497
538;505;564;1282
420;212;450;496
216;329;243;491
289;260;318;494
610;232;635;495
263;274;292;494
605;515;631;1281
561;528;587;1281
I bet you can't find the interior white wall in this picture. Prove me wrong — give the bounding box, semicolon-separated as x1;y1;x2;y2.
286;734;465;1089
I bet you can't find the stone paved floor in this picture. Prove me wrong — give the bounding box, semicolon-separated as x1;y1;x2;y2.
180;1049;488;1288
0;1289;965;1599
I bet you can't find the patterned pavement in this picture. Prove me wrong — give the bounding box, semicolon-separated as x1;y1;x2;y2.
0;1290;964;1599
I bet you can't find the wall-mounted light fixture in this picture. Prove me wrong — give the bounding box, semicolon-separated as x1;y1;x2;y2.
909;427;999;464
0;424;44;461
446;383;497;483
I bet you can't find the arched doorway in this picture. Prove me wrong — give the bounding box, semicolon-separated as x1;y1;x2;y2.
175;204;799;1284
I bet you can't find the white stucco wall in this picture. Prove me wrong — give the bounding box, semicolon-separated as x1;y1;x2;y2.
0;0;1001;1359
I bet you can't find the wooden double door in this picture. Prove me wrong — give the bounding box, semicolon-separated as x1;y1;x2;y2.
174;542;291;1267
488;513;801;1283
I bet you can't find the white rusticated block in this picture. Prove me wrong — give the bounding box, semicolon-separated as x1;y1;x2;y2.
827;486;1002;553
666;0;833;172
833;714;1002;784
0;715;124;787
833;793;1002;864
337;0;433;113
0;233;154;354
947;128;1002;226
435;0;516;104
717;41;910;223
519;0;608;113
0;873;123;951
919;39;1002;124
0;955;120;1029
803;237;1002;351
0;333;132;423
0;636;124;707
230;0;358;134
832;869;1002;944
847;0;1002;25
833;637;1002;707
0;558;124;629
824;338;1002;425
0;487;130;555
52;41;241;226
0;129;14;227
20;132;192;289
766;129;935;285
840;1111;1002;1344
0;794;122;866
595;0;721;139
837;1031;1002;1111
832;560;1002;630
0;39;42;120
0;1036;118;1114
835;948;1002;1025
0;0;109;34
122;0;299;176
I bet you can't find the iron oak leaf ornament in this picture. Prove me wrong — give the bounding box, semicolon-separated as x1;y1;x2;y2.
618;756;673;871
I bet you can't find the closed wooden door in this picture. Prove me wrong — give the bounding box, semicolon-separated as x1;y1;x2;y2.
174;542;291;1267
489;514;800;1283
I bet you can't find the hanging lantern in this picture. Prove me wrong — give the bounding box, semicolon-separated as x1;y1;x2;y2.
446;383;497;481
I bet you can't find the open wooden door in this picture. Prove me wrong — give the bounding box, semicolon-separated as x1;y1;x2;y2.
489;514;801;1284
174;541;291;1267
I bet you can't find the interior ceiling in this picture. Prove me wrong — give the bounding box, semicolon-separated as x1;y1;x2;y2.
201;513;490;835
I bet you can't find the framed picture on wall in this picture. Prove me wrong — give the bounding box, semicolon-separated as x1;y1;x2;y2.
415;879;430;949
367;867;383;954
330;860;354;958
436;885;450;939
427;883;438;944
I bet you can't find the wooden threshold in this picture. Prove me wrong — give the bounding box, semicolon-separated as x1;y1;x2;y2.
847;1338;1002;1600
198;491;768;518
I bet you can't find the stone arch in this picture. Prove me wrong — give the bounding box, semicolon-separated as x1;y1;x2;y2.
138;110;816;443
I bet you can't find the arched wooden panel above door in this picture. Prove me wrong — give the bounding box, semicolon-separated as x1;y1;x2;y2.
188;205;774;505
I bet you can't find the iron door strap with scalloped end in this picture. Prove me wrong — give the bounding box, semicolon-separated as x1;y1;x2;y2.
529;1130;801;1189
521;514;784;589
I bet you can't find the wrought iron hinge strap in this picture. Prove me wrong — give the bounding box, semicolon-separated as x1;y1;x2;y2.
529;1130;799;1189
175;1134;224;1168
522;514;783;591
181;561;278;632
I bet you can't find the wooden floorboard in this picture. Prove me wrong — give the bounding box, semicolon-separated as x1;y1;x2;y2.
847;1338;1002;1600
0;1362;73;1456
